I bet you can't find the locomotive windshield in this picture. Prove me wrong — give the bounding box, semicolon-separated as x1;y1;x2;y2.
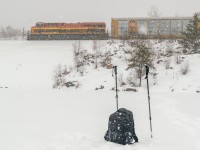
36;22;44;27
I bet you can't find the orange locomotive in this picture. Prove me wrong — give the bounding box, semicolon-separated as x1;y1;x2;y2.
27;22;108;40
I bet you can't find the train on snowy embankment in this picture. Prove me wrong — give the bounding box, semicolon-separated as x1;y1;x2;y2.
27;15;200;40
27;22;109;40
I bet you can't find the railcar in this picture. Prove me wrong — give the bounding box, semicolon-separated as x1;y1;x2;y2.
27;22;108;40
111;17;196;39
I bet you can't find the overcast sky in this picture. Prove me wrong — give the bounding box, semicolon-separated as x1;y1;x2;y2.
0;0;199;30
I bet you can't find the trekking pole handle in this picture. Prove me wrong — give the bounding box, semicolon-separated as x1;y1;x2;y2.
113;66;117;75
145;65;149;79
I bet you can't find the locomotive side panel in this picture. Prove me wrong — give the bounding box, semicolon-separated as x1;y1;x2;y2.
28;22;108;40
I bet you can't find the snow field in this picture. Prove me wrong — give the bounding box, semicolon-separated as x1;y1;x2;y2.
0;40;200;150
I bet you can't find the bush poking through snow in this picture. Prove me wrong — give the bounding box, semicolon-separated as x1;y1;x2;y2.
157;59;163;64
95;85;104;90
123;88;137;92
111;87;120;91
181;61;189;75
65;81;76;88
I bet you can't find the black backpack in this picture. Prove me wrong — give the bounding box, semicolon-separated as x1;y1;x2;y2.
104;108;138;145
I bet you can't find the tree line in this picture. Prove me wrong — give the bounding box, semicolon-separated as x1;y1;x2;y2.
0;26;25;39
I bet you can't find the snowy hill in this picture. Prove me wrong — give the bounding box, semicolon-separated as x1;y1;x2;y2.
0;40;200;150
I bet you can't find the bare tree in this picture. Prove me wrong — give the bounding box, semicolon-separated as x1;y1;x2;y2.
148;5;162;18
78;50;87;76
73;41;81;54
92;40;102;69
62;65;70;75
165;58;171;69
174;49;182;64
93;40;98;69
52;64;66;89
176;53;181;64
100;50;112;68
73;41;82;72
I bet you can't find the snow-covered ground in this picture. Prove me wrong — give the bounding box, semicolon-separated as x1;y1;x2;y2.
0;40;200;150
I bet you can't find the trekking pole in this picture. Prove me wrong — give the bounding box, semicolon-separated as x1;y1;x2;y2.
112;66;118;111
145;65;153;138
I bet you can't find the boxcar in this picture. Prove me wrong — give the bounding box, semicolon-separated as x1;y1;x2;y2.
111;17;193;39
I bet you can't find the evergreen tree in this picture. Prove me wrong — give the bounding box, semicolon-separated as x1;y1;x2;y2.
180;13;200;53
127;41;154;86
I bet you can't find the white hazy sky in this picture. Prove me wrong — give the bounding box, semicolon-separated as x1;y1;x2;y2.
0;0;199;30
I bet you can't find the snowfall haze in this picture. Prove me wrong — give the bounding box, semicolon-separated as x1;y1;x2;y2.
0;1;200;150
0;0;200;30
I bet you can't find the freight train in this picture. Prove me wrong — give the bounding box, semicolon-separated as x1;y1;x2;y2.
112;17;195;39
27;22;109;40
27;15;200;40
